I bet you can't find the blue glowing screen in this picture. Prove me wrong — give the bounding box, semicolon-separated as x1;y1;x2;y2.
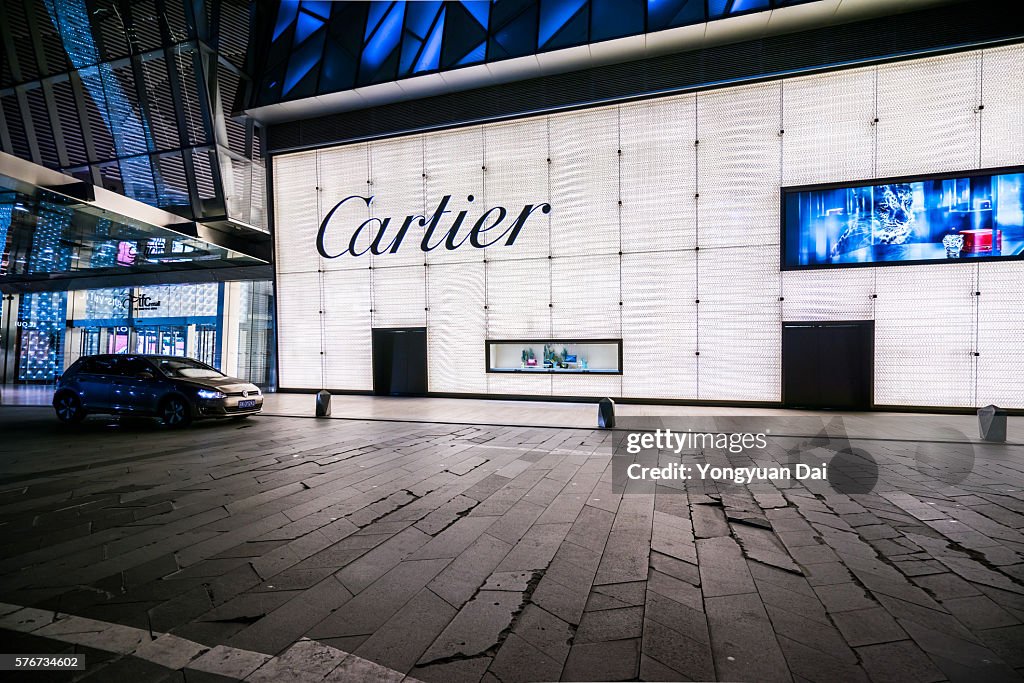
783;169;1024;268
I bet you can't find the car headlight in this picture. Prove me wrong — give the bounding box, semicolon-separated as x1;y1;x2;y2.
197;389;226;399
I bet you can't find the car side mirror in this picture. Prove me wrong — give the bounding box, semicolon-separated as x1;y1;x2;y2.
137;371;155;380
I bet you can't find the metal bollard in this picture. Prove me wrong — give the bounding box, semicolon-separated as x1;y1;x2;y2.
316;390;332;417
978;404;1007;442
598;397;615;429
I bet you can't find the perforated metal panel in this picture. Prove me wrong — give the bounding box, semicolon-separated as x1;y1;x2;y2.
781;269;875;322
274;151;320;275
876;52;981;176
977;263;1024;407
427;262;486;394
548;107;619;257
556;374;623;398
368;137;427;268
276;270;324;388
697;246;781;402
782;67;876;186
424;126;484;265
318;143;371;271
696;81;782;249
485;256;551;339
371;265;426;328
482;118;550;260
874;264;975;408
321;268;373;391
619;94;696;254
621;251;697;399
487;371;552;397
980;44;1024;168
551;255;620;338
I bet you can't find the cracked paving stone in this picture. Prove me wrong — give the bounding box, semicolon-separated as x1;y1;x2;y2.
417;590;523;663
480;571;534;592
730;523;802;574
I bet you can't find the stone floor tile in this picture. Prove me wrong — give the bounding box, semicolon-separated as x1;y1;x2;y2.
696;536;756;597
494;523;572;572
647;568;703;611
976;624;1024;669
228;576;354;654
246;638;349;682
940;594;1020;630
307;559;449;640
131;632;209;670
763;602;857;664
691;504;730;538
486;632;563;683
427;535;511;608
813;582;877;613
409;656;492;683
640;618;715;681
508;604;574;664
705;593;790;683
354;589;457;674
186;644;272;679
583;580;647;611
325;653;404;682
856;640;947;683
417;590;523;663
561;638;639;681
575;605;643;643
831;607;908;647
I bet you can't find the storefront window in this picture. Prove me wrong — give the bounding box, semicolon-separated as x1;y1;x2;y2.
487;340;622;374
0;280;276;387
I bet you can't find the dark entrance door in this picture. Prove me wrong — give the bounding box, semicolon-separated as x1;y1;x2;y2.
783;321;873;410
372;327;428;396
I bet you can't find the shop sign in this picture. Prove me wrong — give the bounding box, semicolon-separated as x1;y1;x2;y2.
15;320;38;329
316;194;552;258
121;293;162;312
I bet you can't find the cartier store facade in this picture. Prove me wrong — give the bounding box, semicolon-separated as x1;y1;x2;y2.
271;44;1024;411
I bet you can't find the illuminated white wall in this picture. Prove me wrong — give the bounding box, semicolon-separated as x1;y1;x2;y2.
273;45;1024;408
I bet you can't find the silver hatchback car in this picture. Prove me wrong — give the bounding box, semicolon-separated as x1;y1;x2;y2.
53;354;263;428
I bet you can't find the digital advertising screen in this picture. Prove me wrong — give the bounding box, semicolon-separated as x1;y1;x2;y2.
782;168;1024;269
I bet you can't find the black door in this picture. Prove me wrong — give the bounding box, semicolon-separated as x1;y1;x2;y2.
372;328;428;396
783;321;873;410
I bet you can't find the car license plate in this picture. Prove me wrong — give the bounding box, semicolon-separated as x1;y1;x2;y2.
238;400;257;409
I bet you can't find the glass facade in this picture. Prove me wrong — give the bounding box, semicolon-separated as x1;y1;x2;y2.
0;280;275;386
0;0;266;230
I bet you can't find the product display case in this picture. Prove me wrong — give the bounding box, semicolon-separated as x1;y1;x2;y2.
486;340;622;374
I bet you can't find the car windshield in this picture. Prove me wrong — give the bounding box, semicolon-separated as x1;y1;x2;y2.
153;357;225;379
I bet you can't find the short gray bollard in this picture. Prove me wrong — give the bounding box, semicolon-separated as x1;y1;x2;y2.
316;390;332;417
978;404;1007;442
598;397;615;429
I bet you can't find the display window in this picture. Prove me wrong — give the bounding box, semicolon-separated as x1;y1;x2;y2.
486;340;622;374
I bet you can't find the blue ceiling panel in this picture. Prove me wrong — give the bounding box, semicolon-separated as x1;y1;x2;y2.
259;0;819;103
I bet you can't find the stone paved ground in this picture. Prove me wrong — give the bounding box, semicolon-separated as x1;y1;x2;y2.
1;406;1024;682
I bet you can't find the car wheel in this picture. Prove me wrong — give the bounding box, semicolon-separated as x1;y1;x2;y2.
161;395;193;428
54;393;86;423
